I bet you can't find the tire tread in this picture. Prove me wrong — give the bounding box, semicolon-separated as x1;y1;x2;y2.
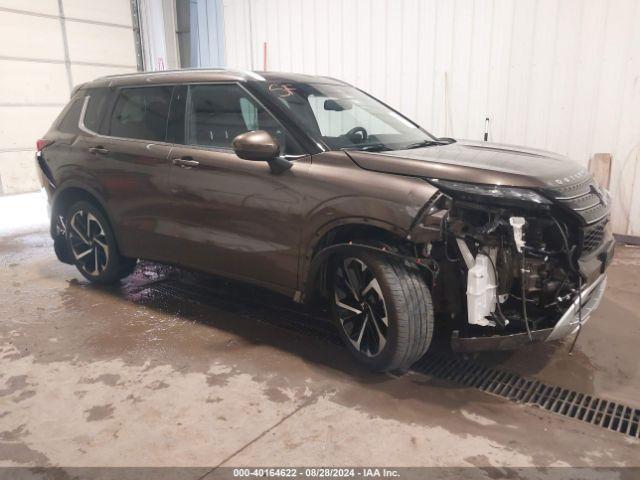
331;250;434;372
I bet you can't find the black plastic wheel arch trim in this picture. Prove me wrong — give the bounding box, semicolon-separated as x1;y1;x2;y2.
303;242;435;302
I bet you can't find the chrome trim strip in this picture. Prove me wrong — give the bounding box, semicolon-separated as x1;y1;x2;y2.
573;202;601;211
546;274;607;341
553;191;591;201
584;212;610;225
78;95;95;135
567;196;601;210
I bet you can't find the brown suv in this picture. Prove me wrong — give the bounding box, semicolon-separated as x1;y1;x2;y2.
36;70;614;371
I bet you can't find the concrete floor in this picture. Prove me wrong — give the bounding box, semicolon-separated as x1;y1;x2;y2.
1;225;639;472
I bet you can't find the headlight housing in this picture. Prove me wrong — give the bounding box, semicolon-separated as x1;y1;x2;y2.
427;179;552;207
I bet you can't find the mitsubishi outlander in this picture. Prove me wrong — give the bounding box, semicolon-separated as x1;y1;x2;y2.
36;70;614;371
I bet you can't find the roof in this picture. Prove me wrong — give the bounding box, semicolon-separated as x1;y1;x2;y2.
81;68;345;89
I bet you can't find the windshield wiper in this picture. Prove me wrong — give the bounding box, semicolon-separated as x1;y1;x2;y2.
403;139;449;150
343;143;393;152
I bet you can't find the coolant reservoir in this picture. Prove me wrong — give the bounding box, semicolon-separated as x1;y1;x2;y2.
466;254;497;326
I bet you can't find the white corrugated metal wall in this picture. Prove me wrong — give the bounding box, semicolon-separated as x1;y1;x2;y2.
222;0;640;236
193;0;226;67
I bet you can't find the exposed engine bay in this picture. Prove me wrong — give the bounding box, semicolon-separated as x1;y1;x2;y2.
410;179;614;350
439;202;581;334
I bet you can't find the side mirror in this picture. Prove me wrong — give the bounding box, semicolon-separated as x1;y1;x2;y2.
232;130;280;162
232;130;292;174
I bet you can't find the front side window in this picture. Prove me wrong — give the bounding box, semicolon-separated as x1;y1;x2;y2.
256;82;438;151
185;84;302;154
109;86;172;141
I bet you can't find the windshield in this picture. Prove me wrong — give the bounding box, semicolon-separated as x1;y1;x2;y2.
257;81;439;151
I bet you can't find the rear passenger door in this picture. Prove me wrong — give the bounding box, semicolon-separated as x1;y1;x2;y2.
166;83;310;291
75;85;175;261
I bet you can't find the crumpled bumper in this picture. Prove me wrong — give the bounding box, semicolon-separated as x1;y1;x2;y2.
451;273;608;353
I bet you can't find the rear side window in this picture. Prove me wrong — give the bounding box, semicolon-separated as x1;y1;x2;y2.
109;86;172;142
84;88;111;134
57;98;83;133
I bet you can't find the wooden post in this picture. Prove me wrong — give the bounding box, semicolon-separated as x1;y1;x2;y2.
589;153;612;189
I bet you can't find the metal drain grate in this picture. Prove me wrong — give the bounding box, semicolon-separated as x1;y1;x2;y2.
129;269;640;440
415;354;640;439
140;278;339;344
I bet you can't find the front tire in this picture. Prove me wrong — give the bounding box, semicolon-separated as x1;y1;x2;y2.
330;252;434;372
65;200;136;284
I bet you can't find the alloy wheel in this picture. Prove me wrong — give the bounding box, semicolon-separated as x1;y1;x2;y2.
68;210;110;277
334;257;388;357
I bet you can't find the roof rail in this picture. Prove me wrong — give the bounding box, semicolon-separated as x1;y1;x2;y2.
100;67;265;81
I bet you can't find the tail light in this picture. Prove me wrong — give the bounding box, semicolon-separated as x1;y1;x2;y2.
36;139;56;187
36;139;54;152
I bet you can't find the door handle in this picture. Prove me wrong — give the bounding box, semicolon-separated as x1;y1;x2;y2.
88;146;109;155
172;157;200;169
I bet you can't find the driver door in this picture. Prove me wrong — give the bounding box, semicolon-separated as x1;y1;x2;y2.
165;83;310;292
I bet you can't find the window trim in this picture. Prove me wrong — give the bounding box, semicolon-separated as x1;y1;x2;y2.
78;95;95;135
78;87;114;137
178;81;308;158
79;85;176;147
106;84;175;143
77;81;311;157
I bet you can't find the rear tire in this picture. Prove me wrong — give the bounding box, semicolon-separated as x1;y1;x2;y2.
330;251;434;372
65;200;137;284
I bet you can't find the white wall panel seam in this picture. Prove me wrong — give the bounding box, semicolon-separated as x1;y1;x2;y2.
542;3;560;149
463;0;476;138
483;0;495;139
585;0;610;161
520;0;535;145
611;0;639;164
247;0;254;68
0;56;136;69
0;148;46;153
0;6;133;29
501;1;517;143
0;103;66;107
429;0;439;130
565;0;585;158
56;0;73;94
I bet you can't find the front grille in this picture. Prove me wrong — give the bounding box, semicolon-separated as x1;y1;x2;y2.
544;178;609;225
543;177;610;256
562;192;601;211
576;202;609;224
582;220;606;255
548;178;592;199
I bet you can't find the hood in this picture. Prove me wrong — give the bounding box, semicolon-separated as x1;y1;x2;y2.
345;139;589;189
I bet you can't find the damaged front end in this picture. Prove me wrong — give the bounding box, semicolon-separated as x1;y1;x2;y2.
409;177;614;352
